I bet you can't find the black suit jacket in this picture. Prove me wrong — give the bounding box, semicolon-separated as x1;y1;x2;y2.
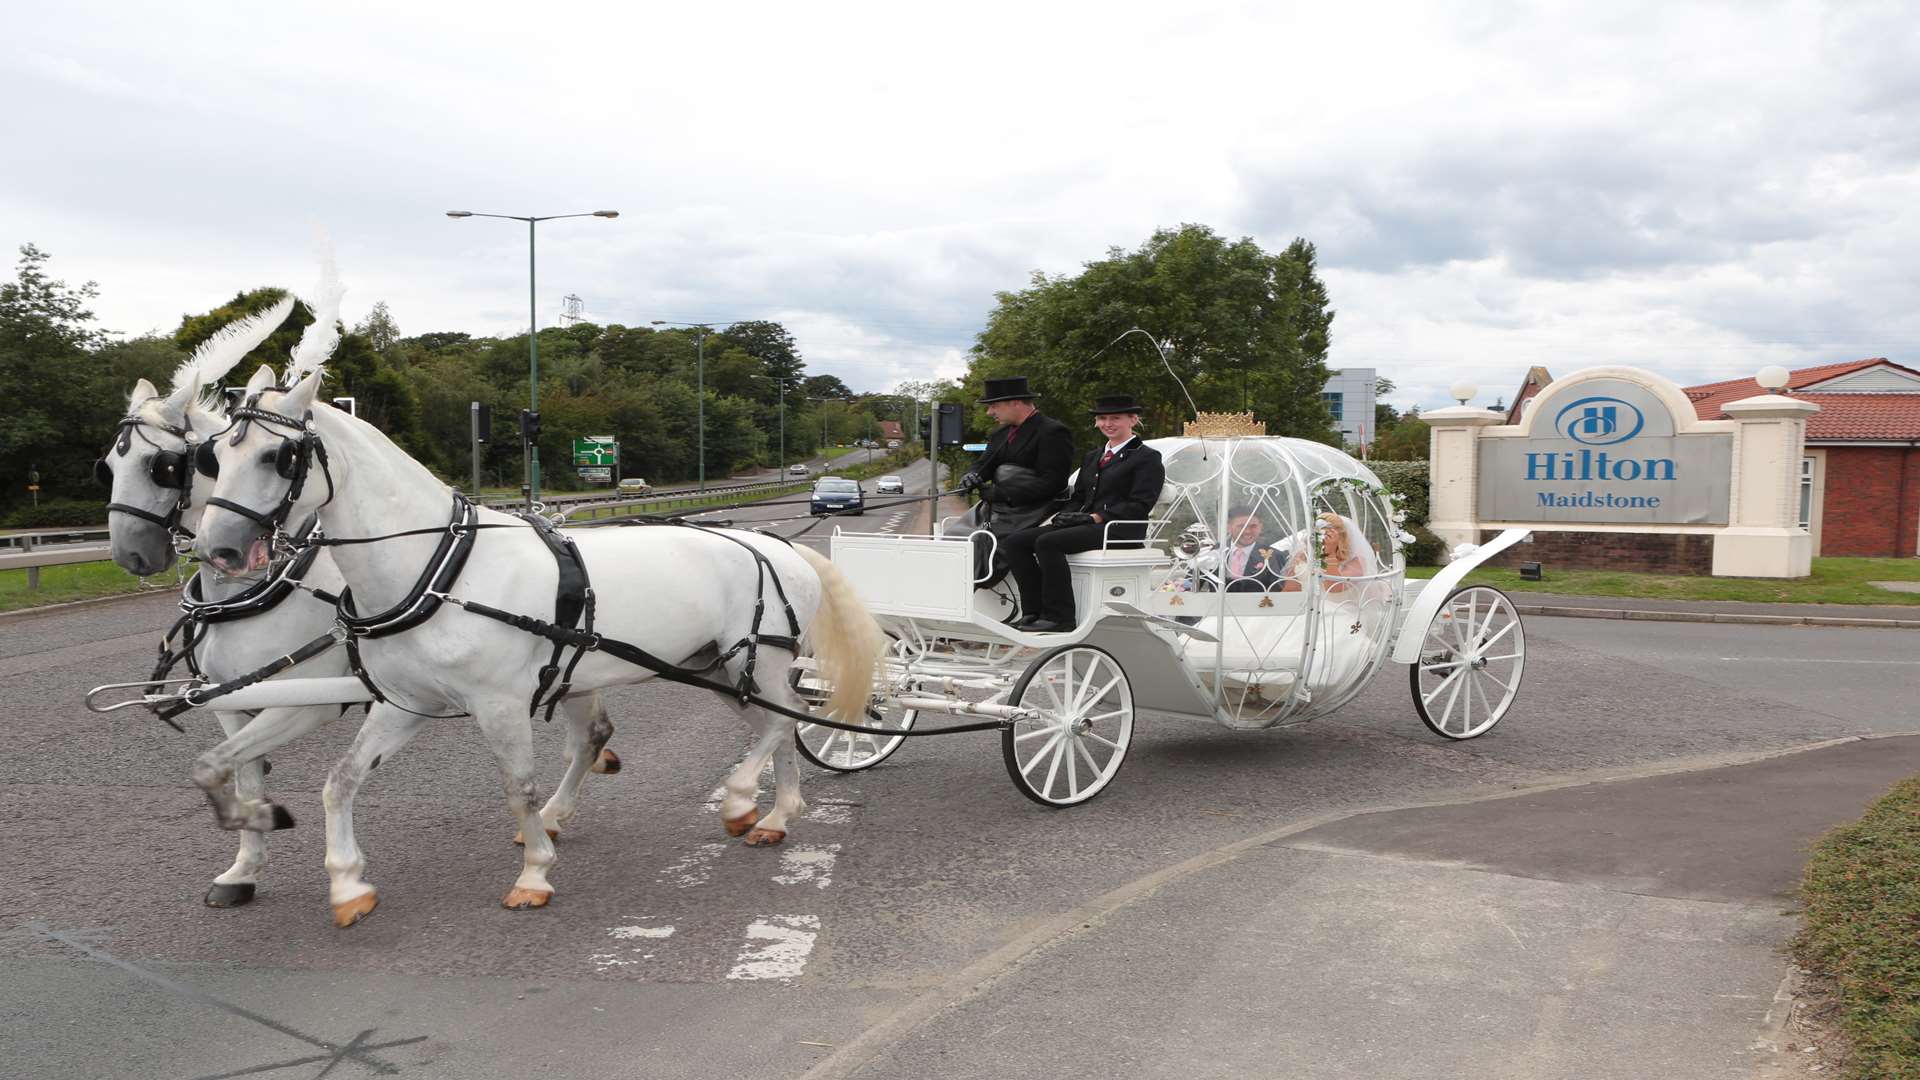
973;412;1076;510
1065;439;1166;540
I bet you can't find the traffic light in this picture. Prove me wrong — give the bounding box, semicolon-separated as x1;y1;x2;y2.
473;403;492;442
519;409;541;443
936;402;964;447
918;413;932;439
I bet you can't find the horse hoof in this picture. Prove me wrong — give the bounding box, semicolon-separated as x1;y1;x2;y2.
204;882;256;908
743;827;786;846
332;892;378;928
502;886;552;910
511;828;561;846
270;804;296;831
591;748;622;774
723;808;760;837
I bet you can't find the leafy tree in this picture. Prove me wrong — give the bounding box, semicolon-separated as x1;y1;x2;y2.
0;245;115;505
970;225;1335;440
1371;415;1429;461
173;287;304;376
718;320;804;384
803;374;852;399
355;301;401;354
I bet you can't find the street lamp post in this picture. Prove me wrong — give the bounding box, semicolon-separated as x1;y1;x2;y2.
650;320;740;492
447;209;617;510
749;375;798;475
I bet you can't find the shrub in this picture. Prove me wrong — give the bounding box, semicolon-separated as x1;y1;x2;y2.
1370;460;1430;527
1403;525;1446;566
0;498;106;529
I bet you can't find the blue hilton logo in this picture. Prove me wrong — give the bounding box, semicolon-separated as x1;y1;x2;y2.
1554;396;1644;446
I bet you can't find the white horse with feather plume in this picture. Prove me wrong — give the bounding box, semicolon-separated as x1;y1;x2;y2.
101;264;619;919
192;351;887;923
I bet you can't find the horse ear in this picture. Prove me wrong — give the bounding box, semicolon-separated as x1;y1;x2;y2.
280;369;323;415
245;364;276;393
129;378;160;405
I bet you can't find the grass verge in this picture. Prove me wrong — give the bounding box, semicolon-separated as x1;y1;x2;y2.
0;558;186;613
1404;556;1920;605
1793;774;1920;1079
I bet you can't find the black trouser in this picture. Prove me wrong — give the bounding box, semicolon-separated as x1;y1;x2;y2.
1001;522;1108;623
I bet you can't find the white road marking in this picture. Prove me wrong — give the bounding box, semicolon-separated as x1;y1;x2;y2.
805;801;855;825
726;915;822;981
772;844;841;889
659;842;728;888
592;919;677;969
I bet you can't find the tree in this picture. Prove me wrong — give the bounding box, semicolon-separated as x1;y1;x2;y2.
970;225;1336;440
173;287;304;376
1371;415;1429;461
717;320;804;384
0;245;114;505
803;373;852;399
355;301;401;354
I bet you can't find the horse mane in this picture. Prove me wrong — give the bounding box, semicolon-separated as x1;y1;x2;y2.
285;246;345;386
171;294;297;416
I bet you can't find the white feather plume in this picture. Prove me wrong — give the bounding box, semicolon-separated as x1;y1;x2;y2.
169;295;297;411
285;248;346;385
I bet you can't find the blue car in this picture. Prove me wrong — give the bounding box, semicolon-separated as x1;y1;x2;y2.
810;477;865;516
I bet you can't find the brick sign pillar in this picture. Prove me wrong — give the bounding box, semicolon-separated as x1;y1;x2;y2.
1713;393;1820;577
1423;403;1507;553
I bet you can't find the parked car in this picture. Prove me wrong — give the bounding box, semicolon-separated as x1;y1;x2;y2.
875;475;904;495
789;463;810;475
617;477;651;495
809;477;865;516
886;439;902;449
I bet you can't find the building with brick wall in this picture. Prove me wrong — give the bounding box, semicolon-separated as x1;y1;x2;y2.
1685;359;1920;558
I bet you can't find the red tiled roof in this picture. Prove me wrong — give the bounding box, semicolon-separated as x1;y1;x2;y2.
1684;359;1920;441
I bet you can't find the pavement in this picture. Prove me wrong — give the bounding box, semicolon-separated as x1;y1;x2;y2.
1502;590;1920;628
816;734;1920;1080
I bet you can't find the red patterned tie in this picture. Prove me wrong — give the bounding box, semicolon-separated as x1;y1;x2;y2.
1100;449;1114;468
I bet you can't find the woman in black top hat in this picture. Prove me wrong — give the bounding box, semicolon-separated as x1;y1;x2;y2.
1001;393;1166;633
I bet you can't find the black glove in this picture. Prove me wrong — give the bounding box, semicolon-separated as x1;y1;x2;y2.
958;471;985;493
1051;512;1095;528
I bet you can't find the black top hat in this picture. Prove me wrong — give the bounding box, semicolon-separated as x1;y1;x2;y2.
1088;392;1145;415
979;376;1039;404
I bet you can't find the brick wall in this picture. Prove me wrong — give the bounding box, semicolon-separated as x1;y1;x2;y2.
1478;529;1716;574
1819;446;1920;557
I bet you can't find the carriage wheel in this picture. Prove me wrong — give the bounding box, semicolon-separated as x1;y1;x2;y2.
1409;586;1525;740
792;639;918;772
1002;644;1134;807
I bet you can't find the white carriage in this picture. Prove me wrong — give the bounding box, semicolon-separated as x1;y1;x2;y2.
794;434;1533;806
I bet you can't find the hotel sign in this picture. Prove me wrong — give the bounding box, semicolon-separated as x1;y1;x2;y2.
1478;378;1732;525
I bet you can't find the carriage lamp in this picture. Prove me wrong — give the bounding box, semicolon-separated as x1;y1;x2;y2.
1449;383;1477;406
1756;366;1791;393
1519;561;1544;581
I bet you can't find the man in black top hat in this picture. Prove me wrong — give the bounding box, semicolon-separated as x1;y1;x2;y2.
956;375;1077;586
1001;392;1165;633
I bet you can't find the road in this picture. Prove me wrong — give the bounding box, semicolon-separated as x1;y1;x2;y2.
4;558;1916;1077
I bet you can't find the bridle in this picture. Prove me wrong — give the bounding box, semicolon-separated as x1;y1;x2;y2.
194;396;333;535
95;415;200;536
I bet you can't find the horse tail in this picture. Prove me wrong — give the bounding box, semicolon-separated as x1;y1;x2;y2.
794;544;886;723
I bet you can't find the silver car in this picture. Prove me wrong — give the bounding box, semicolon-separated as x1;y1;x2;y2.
875;475;904;494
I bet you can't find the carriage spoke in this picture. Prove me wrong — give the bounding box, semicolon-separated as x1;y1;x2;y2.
1064;731;1079;793
1082;729;1123;751
1042;734;1068;796
1421;664;1466;705
1474;619;1519;652
1075;674;1122;717
1022;731;1067;778
1074;735;1104;776
1083;709;1128;723
1437;665;1468;732
1014;724;1058;744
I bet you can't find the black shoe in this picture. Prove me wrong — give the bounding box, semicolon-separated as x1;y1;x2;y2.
1020;618;1071;633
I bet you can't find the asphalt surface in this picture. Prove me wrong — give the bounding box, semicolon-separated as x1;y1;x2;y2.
4;511;1917;1078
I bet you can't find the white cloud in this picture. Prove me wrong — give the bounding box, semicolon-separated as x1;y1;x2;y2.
3;0;1917;410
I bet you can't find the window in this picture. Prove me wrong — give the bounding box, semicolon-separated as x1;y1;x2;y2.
1798;456;1814;529
1321;392;1344;424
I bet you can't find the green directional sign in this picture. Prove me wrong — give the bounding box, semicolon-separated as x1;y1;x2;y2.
573;436;617;467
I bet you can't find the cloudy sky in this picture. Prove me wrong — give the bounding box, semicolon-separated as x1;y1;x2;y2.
6;0;1917;411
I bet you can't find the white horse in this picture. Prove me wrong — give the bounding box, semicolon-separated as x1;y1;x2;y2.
102;295;619;919
192;369;885;924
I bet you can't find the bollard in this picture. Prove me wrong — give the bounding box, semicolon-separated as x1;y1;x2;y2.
23;535;37;591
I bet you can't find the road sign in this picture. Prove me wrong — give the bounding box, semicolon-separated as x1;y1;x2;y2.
573;436;617;467
962;443;987;452
577;467;612;483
